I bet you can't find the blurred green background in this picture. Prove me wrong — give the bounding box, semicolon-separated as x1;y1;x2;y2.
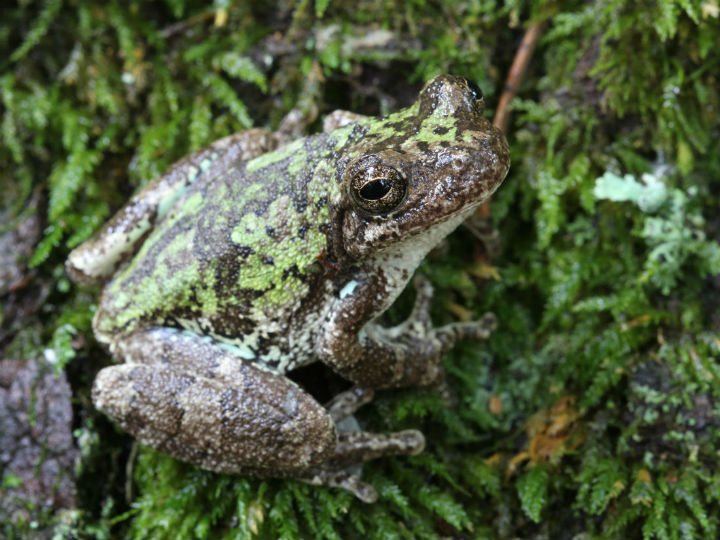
1;1;719;538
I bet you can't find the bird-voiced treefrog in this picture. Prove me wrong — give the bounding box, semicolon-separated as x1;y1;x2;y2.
67;74;510;502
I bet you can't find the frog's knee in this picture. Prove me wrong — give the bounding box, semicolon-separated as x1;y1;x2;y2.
92;364;191;440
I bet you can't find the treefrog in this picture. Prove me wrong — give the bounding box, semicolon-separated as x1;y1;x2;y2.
67;74;510;502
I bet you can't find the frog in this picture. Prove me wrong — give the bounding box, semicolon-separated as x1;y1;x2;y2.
66;74;510;503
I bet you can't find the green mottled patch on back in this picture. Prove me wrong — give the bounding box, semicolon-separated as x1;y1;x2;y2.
230;189;331;311
245;138;305;173
409;114;462;145
96;192;207;334
350;101;469;150
96;128;345;340
100;236;199;333
358;104;418;141
332;125;355;151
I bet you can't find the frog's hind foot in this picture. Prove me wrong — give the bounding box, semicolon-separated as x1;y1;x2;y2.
331;430;425;468
325;386;375;423
299;429;425;503
92;328;425;503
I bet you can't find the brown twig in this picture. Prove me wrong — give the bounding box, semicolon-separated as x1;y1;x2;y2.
493;21;544;133
477;21;544;218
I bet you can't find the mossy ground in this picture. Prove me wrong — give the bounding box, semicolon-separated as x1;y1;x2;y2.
2;1;719;538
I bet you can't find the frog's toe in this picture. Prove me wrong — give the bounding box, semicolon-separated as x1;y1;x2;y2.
325;386;375;423
327;429;425;469
433;312;497;353
408;274;435;326
354;481;379;504
303;469;378;503
298;429;424;502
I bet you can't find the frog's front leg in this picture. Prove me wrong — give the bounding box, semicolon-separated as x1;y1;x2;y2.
93;327;422;502
319;275;497;389
67;129;278;285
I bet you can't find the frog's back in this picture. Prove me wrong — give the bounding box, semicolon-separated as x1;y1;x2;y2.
94;134;340;366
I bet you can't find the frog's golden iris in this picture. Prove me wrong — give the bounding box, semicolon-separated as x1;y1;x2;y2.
350;162;407;215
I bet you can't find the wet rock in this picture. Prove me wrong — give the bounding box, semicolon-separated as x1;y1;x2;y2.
0;356;78;538
0;195;41;296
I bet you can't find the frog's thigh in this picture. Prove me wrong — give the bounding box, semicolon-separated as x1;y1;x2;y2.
93;327;336;472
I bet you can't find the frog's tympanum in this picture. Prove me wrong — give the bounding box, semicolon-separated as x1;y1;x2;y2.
67;75;510;502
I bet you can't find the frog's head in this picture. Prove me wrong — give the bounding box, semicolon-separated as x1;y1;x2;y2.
338;74;510;260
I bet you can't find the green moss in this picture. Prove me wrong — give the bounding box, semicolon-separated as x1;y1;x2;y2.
2;0;720;538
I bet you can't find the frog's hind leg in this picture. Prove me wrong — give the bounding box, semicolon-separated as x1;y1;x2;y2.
93;327;339;475
324;386;425;469
325;386;375;422
92;328;422;502
290;386;425;503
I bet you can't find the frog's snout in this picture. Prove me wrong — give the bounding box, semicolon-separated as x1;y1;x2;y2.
417;74;484;118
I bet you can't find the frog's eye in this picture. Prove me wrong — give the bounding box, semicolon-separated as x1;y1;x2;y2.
350;164;407;215
464;78;483;102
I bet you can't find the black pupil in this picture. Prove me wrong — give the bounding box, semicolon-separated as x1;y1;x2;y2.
360;178;392;200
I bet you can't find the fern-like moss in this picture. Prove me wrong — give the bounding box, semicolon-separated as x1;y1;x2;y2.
2;0;719;538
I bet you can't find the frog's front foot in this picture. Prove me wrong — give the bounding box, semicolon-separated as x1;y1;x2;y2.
385;274;497;386
322;274;497;389
92;328;423;502
408;274;497;337
414;275;497;385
